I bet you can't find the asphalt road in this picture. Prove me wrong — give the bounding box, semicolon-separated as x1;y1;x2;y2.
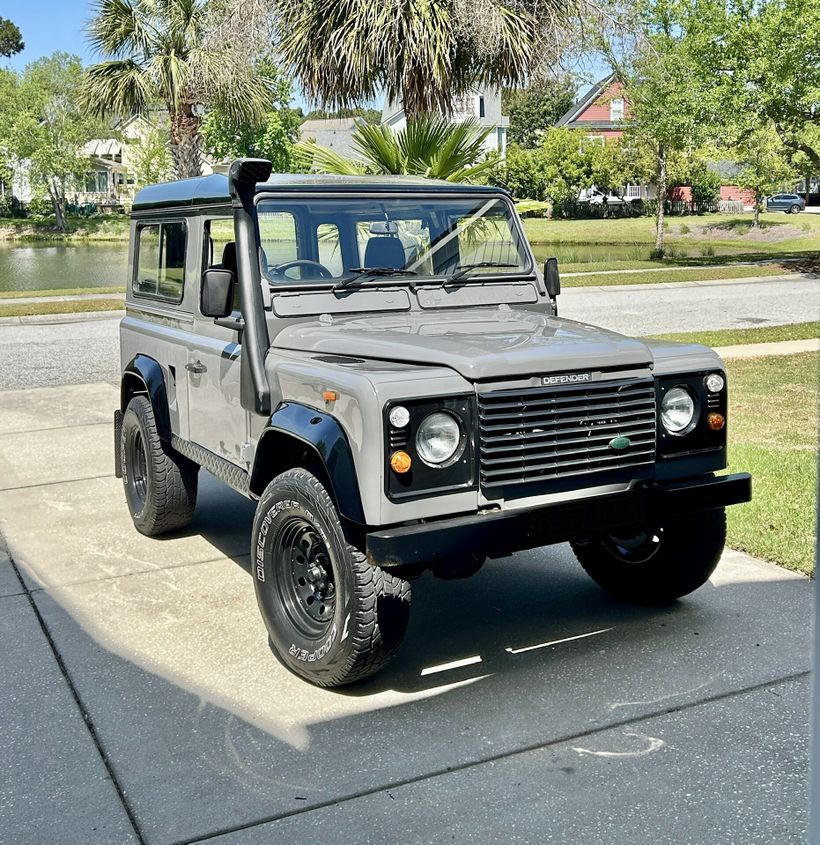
0;275;817;391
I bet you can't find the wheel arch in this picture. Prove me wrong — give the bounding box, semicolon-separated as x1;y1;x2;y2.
121;354;171;442
250;403;366;525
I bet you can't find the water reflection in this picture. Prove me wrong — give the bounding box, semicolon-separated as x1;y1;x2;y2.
0;242;128;292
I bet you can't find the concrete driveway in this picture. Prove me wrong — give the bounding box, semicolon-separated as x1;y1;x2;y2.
0;382;811;845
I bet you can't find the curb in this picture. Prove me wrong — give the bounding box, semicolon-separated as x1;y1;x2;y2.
0;310;123;327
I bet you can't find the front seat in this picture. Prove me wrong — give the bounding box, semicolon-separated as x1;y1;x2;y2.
364;236;406;269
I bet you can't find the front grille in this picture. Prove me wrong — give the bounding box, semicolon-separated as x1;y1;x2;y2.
477;378;656;488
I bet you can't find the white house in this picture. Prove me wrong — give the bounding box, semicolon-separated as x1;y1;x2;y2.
381;86;510;156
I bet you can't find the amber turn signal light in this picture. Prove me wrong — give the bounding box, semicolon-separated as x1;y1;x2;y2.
707;412;725;431
322;390;338;403
390;451;412;474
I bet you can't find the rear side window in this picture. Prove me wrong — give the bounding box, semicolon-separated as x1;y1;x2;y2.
134;221;187;303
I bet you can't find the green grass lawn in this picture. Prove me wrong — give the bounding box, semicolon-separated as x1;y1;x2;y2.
0;285;125;299
565;263;792;287
0;215;131;241
523;211;820;252
651;322;820;347
724;351;817;575
0;299;124;317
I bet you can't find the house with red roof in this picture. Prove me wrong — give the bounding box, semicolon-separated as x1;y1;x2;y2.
556;75;756;209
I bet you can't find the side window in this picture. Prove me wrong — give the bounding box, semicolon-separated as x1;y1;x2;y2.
134;221;186;303
258;210;298;271
317;223;344;277
204;218;239;311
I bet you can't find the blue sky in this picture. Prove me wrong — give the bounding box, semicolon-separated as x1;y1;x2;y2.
3;0;95;69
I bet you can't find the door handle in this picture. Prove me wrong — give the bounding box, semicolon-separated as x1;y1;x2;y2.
185;360;207;374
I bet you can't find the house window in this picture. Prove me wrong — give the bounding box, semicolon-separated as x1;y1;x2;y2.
479;96;485;118
585;135;605;147
610;98;624;121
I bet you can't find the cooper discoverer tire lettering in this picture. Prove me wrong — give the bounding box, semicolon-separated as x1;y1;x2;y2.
252;468;411;687
571;507;726;605
121;395;199;536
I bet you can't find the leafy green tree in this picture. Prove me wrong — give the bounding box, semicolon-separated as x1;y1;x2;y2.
129;126;173;187
733;127;798;226
0;17;24;57
702;0;820;172
275;0;538;118
82;0;271;179
11;54;103;231
503;76;576;148
299;115;494;182
602;0;724;253
202;62;302;172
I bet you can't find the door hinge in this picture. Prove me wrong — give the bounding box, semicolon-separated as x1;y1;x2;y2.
240;443;254;465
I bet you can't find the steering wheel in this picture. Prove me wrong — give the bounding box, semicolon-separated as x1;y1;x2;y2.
269;259;333;280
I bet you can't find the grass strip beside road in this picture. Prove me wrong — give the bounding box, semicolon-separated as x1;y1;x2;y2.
0;299;124;317
650;322;820;347
564;264;791;287
724;351;817;575
0;285;125;299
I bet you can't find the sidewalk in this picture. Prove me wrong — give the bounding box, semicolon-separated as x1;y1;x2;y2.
0;381;811;845
715;337;820;359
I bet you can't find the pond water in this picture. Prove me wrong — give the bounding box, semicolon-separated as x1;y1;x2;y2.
0;240;749;294
0;243;128;293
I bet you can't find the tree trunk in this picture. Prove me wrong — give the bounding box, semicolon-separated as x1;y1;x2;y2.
170;102;203;179
654;144;667;256
47;178;66;233
753;190;760;227
805;173;811;205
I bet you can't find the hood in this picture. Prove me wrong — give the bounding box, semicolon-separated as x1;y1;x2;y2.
272;308;653;380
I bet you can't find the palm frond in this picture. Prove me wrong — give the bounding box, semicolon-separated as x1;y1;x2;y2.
294;140;367;175
87;0;154;58
79;59;150;117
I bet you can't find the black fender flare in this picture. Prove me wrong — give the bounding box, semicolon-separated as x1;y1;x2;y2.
250;402;366;525
121;354;171;442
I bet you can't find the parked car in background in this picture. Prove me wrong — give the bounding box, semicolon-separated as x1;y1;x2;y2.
766;193;805;213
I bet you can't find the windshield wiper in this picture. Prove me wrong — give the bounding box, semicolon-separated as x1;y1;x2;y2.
447;262;519;283
333;267;417;291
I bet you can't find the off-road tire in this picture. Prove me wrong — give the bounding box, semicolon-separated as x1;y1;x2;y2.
571;507;726;605
121;395;198;536
252;468;411;687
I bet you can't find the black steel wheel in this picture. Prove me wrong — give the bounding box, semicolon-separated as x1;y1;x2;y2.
120;395;198;536
571;508;726;605
252;468;411;687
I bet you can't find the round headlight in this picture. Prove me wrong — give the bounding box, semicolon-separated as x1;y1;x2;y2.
661;387;696;434
389;405;410;428
416;412;462;465
705;373;725;393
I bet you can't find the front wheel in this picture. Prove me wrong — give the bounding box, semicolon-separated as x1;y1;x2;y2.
571;507;726;605
252;468;411;687
790;204;802;214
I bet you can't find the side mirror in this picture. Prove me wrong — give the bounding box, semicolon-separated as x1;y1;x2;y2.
201;268;234;318
544;257;561;299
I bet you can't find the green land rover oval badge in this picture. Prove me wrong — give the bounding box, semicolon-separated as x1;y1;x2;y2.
609;436;631;451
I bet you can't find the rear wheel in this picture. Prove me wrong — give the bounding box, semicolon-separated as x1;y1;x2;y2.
571;508;726;605
252;468;411;687
121;395;198;536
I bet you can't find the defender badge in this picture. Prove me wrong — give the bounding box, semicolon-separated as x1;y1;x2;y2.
542;372;593;385
609;436;631;450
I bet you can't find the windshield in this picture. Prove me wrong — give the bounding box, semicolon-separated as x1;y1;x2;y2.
255;194;531;286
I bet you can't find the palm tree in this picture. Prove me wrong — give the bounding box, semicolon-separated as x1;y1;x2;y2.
275;0;537;118
81;0;271;178
298;115;495;183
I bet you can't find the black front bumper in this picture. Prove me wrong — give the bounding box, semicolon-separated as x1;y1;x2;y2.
366;473;752;568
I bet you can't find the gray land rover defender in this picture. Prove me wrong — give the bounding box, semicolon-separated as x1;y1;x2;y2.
115;158;751;687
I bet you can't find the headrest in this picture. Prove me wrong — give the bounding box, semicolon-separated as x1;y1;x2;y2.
363;236;406;270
